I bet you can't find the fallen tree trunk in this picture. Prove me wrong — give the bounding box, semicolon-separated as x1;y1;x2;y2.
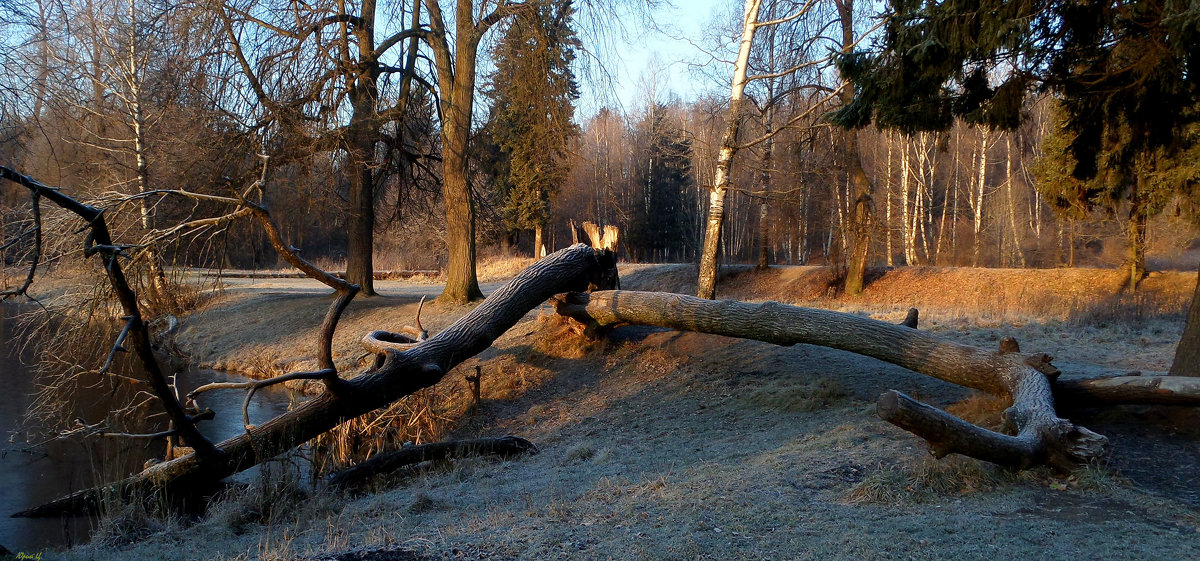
1054;375;1200;406
551;290;1200;470
326;435;537;489
16;243;613;517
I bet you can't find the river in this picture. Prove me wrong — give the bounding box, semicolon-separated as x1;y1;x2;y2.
0;304;299;552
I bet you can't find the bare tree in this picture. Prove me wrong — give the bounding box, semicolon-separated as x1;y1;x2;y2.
695;0;759;300
836;0;874;296
210;0;427;296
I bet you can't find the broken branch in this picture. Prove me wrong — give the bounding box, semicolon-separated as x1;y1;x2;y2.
99;315;136;374
326;435;537;489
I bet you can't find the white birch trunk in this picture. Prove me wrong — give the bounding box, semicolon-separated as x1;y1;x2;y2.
885;132;894;267
972;128;989;267
697;0;761;299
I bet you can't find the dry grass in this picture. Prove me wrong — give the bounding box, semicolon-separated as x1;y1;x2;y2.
742;377;849;413
944;392;1010;429
205;460;319;536
476;254;536;282
310;386;460;477
528;313;610;359
844;456;1006;504
710;265;1194;325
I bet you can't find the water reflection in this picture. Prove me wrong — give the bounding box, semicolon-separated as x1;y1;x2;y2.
0;305;298;552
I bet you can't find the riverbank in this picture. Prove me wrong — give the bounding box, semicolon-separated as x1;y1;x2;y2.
46;263;1200;560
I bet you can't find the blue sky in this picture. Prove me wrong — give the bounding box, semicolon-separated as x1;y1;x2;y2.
577;0;735;117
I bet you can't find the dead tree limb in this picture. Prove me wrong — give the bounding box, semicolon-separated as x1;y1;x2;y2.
554;290;1112;471
326;435;537;489
0;165;220;460
98;315;135;374
15;243;615;517
361;296;428;354
187;369;336;428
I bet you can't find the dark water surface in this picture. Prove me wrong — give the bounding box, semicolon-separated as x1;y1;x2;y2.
0;304;297;552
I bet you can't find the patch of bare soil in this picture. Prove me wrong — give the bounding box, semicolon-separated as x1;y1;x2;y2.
65;263;1200;561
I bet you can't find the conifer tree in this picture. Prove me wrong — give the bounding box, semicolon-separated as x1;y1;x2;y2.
627;105;695;262
485;0;580;257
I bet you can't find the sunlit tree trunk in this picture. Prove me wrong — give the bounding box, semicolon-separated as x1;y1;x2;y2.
424;0;511;303
343;0;383;296
838;0;873;296
972;128;989;267
534;223;544;258
950;128;961;265
1004;135;1026;268
900;137;914;265
885;132;894;267
756;98;775;271
114;0;172;305
1127;174;1148;291
1171;263;1200;376
697;0;760;300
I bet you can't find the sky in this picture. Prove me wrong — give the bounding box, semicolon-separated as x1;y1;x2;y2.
576;0;736;118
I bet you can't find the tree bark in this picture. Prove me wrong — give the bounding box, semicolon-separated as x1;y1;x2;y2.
439;91;483;302
426;0;499;304
1054;374;1200;405
16;243;613;517
1003;135;1026;268
555;290;1128;471
1127;175;1148;291
345;49;381;296
697;0;761;300
326;435;537;488
534;223;544;259
1170;263;1200;376
345;0;383;299
972;128;989;267
837;0;874;296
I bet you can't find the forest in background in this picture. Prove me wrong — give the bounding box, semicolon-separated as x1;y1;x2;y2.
1;0;1198;298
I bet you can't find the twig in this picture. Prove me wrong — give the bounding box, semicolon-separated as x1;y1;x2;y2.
60;409;215;442
0;190;40;299
189;369;336;428
99;315;135;374
240;369;334;427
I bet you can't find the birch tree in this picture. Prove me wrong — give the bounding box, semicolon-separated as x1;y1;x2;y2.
697;0;843;298
696;0;761;300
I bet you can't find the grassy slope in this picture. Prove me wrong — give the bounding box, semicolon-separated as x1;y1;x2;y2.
66;264;1200;560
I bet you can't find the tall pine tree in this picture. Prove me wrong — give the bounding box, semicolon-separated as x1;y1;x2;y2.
485;0;580;257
